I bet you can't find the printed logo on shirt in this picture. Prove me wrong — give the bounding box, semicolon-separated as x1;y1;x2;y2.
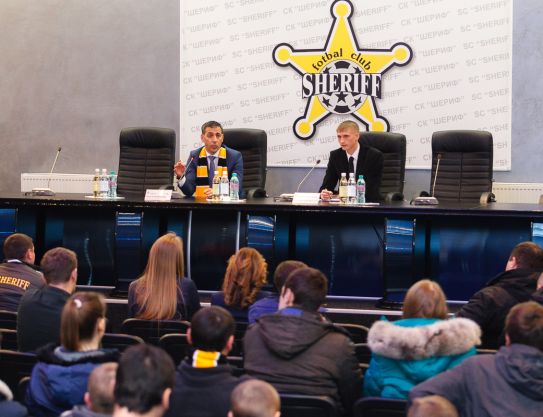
272;0;413;140
0;275;31;290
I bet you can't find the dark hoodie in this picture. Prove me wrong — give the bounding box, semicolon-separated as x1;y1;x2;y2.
243;308;361;414
457;268;538;348
409;343;543;417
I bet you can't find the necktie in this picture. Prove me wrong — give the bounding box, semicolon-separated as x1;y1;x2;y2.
348;156;355;175
208;156;216;186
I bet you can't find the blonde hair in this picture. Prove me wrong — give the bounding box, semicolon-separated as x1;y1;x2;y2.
223;247;267;308
337;120;360;134
408;396;458;417
61;292;106;351
134;233;185;320
402;279;448;320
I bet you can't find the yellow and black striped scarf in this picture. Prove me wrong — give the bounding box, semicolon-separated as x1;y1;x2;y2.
195;147;227;198
191;349;222;368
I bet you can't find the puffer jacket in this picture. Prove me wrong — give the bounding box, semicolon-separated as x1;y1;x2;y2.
26;345;119;417
363;317;480;399
243;307;362;414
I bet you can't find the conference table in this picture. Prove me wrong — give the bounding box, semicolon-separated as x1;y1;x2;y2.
1;193;542;301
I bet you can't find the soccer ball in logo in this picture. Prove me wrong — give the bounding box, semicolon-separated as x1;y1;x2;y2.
319;60;367;114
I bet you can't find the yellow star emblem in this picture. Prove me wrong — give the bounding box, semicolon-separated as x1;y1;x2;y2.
273;0;412;139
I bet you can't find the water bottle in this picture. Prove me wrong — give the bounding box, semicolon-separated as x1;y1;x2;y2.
108;170;117;198
93;168;100;197
347;173;356;204
212;170;220;200
230;173;240;201
339;172;348;204
356;175;366;204
220;171;230;200
99;168;109;198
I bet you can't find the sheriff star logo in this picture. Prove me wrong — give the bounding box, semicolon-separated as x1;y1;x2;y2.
273;0;413;140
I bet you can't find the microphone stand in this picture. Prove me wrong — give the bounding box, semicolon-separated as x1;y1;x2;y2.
32;146;62;196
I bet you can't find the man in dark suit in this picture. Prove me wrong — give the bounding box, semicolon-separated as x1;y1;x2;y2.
174;121;243;198
320;120;384;202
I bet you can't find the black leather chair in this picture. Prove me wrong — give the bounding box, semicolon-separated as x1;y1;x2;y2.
158;333;191;366
121;319;190;345
359;132;406;202
279;393;338;417
428;130;494;203
101;333;144;352
353;397;407;417
223;128;267;198
117;127;176;197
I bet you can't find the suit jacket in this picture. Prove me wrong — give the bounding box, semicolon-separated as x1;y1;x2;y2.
179;145;243;197
319;143;384;202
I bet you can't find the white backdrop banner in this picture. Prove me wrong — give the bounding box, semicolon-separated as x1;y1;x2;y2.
181;0;512;170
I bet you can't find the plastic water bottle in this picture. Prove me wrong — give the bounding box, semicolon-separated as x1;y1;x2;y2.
220;171;230;200
212;170;220;200
230;173;240;201
356;175;366;204
347;173;356;204
99;168;109;198
108;170;117;198
339;172;348;204
93;168;100;197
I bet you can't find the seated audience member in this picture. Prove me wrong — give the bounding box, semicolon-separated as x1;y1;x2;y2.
0;233;45;312
26;292;119;417
165;306;247;417
211;247;268;322
409;301;543;417
457;241;543;348
174;120;243;198
0;379;28;417
128;233;200;320
228;380;280;417
243;267;361;414
363;279;480;399
113;344;175;417
248;260;307;324
407;396;458;417
17;247;78;352
60;362;118;417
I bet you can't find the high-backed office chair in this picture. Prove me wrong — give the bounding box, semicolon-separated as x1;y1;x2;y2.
359;132;406;201
353;397;407;417
429;130;494;203
223;128;267;198
117;127;176;197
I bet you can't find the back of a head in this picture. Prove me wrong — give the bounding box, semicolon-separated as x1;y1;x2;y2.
40;247;77;285
115;344;175;414
190;306;235;351
283;267;327;312
61;291;106;351
3;233;33;260
505;301;543;351
408;395;458;417
402;279;448;320
223;247;268;308
509;242;543;270
88;362;118;414
229;379;280;417
273;260;307;292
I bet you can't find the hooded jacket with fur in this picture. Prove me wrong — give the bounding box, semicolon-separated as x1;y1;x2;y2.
363;317;481;399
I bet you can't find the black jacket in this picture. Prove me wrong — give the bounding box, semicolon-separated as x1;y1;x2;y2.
243;308;361;414
457;268;538;348
319;143;384;202
165;355;246;417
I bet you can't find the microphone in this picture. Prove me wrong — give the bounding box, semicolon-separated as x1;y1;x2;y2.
413;153;441;205
177;156;195;181
296;159;321;193
32;146;62;196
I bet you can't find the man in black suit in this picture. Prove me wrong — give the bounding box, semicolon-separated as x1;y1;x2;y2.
319;121;384;202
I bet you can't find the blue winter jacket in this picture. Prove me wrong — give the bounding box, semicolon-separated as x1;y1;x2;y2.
363;317;480;399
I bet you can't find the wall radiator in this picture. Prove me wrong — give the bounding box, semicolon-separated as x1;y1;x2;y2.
21;173;94;194
492;182;543;204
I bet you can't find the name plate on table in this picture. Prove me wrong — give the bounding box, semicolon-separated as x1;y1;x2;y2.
292;192;320;205
144;189;172;202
